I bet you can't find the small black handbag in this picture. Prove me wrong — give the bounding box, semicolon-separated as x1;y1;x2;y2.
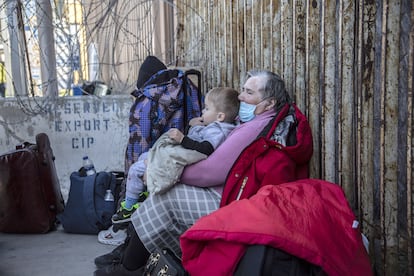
143;248;188;276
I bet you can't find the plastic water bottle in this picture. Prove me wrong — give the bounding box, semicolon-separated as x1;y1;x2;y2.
82;156;96;176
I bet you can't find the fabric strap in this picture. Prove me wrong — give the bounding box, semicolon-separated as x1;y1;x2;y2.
83;173;102;229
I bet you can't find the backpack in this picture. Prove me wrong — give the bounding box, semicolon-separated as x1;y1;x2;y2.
124;68;202;172
57;171;117;234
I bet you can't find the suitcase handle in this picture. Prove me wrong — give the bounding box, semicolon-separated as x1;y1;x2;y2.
16;141;36;150
182;69;202;128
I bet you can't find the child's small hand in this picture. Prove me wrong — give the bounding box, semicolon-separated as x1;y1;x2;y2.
168;128;184;143
189;117;204;126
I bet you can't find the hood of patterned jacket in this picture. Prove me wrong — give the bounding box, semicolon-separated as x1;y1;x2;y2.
180;179;373;276
266;103;313;169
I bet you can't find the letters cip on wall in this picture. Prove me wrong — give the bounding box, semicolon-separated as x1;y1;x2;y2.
0;95;133;200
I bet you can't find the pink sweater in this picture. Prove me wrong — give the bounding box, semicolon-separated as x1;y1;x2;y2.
180;110;276;194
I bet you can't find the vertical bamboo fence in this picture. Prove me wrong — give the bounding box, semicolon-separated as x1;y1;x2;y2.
174;0;413;275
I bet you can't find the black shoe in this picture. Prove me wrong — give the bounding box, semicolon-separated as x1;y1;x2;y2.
94;263;144;276
94;242;127;269
112;221;130;232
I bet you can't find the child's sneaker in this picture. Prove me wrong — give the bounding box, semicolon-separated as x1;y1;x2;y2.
97;225;127;246
138;191;149;202
111;201;139;224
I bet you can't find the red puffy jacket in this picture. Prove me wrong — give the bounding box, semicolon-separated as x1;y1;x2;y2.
180;179;373;276
220;103;313;207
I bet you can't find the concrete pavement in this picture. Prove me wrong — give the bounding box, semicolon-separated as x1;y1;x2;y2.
0;225;115;276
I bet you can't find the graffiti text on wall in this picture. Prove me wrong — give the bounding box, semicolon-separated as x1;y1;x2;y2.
51;101;118;149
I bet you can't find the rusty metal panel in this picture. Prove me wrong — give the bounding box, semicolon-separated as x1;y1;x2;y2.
339;0;357;209
280;0;294;92
293;0;307;113
369;0;408;274
407;1;414;273
307;0;322;179
261;0;275;71
229;0;239;87
356;0;377;268
244;0;254;74
225;0;235;86
272;1;282;75
321;0;337;182
382;1;400;273
396;0;412;274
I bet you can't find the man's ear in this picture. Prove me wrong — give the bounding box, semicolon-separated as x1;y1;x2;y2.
265;98;276;111
216;112;225;122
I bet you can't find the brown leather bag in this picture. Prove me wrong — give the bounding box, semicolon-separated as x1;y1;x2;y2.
0;133;65;233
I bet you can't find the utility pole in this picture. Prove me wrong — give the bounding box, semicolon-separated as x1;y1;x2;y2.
6;0;28;96
36;0;58;98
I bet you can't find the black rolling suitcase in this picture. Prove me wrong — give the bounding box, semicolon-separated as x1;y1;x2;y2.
0;133;65;233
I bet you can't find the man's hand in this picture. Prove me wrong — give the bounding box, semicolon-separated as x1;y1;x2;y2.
189;117;204;126
168;128;185;143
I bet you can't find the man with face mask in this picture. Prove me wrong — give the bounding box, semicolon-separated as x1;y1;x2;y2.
238;70;291;122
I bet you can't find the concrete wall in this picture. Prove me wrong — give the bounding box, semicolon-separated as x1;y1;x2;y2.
0;95;134;200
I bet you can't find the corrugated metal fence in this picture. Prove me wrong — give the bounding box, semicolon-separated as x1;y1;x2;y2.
1;0;411;274
174;0;413;275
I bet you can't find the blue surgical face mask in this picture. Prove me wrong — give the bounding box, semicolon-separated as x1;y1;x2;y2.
238;102;257;122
